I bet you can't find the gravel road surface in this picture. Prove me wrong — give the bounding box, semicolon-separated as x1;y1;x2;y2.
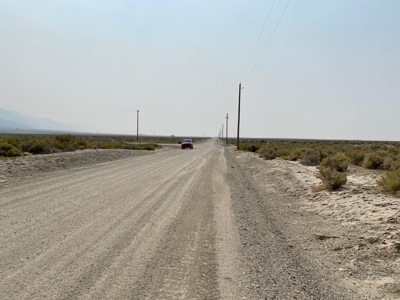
1;139;365;299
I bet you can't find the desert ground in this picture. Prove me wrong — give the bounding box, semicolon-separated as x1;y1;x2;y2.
0;139;399;299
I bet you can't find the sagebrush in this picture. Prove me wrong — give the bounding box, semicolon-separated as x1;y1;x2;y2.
317;154;348;190
377;168;400;196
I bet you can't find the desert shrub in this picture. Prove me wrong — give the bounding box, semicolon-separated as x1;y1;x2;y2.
1;137;21;147
362;151;386;169
54;134;74;144
317;155;348;190
72;140;92;150
301;149;324;166
348;148;365;166
0;141;22;157
138;144;156;151
383;154;400;171
317;167;347;190
320;146;336;158
239;144;261;152
24;139;57;154
24;140;43;154
288;149;304;161
257;144;277;160
64;143;76;152
124;144;158;151
388;146;399;156
319;153;349;172
53;140;65;150
276;148;291;158
53;135;72;150
370;143;381;151
94;141;125;149
377;169;400;196
280;149;302;161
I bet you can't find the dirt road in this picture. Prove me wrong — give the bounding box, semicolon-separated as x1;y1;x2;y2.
1;140;240;299
0;139;382;299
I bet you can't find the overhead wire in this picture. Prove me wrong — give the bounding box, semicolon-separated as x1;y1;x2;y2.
28;110;138;114
140;110;224;120
23;2;289;133
139;113;154;134
27;110;225;120
240;0;276;83
244;0;291;87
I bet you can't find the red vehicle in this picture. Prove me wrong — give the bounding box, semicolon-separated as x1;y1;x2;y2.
181;139;193;149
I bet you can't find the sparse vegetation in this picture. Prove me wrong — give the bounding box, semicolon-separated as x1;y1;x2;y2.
227;138;400;192
0;133;208;158
0;133;173;157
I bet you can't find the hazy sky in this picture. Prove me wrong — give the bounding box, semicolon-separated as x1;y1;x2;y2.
1;0;399;140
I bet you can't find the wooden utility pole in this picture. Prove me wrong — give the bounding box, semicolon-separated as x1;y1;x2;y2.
222;124;224;141
137;110;139;143
236;83;242;149
226;113;228;144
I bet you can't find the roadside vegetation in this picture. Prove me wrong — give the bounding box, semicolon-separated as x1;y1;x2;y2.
0;134;206;159
227;138;400;194
0;134;164;157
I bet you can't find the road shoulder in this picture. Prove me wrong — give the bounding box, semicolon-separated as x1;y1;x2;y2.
225;146;363;299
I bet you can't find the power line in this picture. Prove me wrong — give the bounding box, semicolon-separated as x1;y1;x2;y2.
244;0;291;87
240;0;276;83
228;91;239;116
139;113;154;133
26;109;225;120
27;110;139;114
140;110;224;120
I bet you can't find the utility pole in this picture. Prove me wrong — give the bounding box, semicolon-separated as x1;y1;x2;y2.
222;124;224;141
226;113;228;144
236;83;242;149
137;110;139;143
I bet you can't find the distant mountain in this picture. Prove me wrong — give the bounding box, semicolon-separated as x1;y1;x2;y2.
0;108;95;133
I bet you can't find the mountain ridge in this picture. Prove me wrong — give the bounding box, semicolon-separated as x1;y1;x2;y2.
0;108;94;133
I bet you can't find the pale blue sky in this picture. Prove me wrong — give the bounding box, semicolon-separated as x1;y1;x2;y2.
1;0;399;139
